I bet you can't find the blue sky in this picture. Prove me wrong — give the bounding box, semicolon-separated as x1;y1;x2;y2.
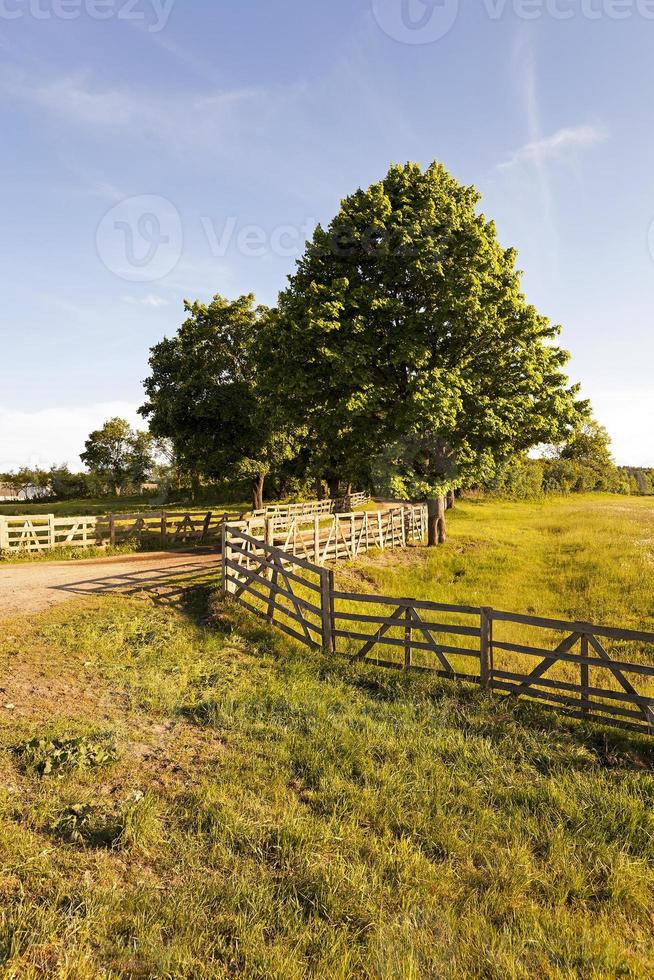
1;0;653;470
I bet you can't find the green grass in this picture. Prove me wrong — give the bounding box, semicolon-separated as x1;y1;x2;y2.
2;494;654;976
354;494;654;630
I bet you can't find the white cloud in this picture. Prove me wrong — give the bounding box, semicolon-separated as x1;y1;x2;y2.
123;294;169;308
499;123;608;171
0;402;143;472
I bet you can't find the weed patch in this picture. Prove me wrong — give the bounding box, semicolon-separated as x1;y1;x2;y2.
15;733;118;777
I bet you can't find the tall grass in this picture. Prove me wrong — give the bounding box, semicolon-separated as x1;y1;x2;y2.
0;589;653;974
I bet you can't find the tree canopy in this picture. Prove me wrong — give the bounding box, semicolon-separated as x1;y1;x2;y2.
262;162;586;514
80;418;155;495
140;294;295;509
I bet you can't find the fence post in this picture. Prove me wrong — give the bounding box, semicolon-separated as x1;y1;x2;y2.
321;568;333;656
109;514;116;547
404;605;412;669
580;635;589;715
313;516;320;563
480;607;493;689
328;569;336;653
264;519;274;579
222;523;233;595
48;514;56;550
161;512;168;542
0;516;6;551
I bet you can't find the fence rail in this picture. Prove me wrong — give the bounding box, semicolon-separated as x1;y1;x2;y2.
222;524;654;738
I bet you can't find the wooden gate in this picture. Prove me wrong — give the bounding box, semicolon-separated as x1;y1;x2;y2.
222;525;331;652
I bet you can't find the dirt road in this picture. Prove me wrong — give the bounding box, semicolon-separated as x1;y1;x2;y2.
0;550;221;619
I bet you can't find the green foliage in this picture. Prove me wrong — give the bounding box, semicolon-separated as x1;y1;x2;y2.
0;464;99;502
80;417;156;496
558;419;615;467
486;420;630;498
15;733;118;777
140;293;296;508
264;161;586;497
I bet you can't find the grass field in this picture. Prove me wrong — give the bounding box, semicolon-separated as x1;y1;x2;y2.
1;494;654;977
354;494;654;629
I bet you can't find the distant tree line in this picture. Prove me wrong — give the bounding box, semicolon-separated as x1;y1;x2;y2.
482;421;636;498
620;467;654;496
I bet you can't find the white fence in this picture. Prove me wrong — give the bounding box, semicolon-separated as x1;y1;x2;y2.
255;492;371;521
0;515;98;553
227;505;427;569
0;509;247;555
0;498;421;559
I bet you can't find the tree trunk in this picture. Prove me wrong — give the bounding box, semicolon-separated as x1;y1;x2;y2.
427;497;447;547
446;490;456;510
327;477;340;499
251;473;265;512
190;471;201;502
315;478;324;501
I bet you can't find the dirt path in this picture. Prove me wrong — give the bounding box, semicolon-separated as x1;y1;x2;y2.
0;550;221;619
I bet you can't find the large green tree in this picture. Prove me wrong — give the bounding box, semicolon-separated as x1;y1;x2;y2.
264;162;586;542
140;294;294;510
80;418;155;495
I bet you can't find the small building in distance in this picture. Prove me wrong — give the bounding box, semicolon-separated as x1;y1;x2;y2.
0;483;49;502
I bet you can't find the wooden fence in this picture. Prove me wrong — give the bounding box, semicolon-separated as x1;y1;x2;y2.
256;492;371;520
0;514;99;553
0;490;377;556
229;506;426;568
222;525;654;738
0;510;248;554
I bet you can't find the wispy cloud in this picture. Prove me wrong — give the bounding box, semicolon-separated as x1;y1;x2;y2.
499;123;609;171
123;294;169;308
0;66;273;153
